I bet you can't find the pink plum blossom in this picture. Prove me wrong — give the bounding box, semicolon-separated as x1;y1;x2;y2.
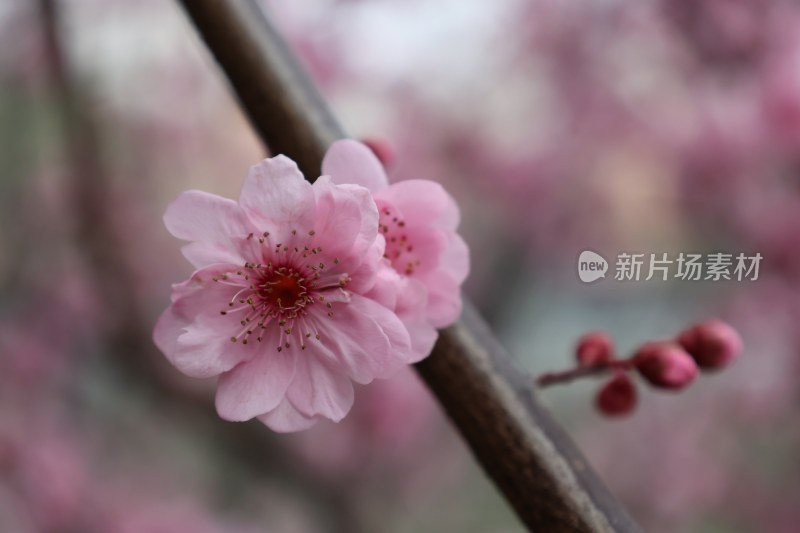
153;154;413;432
322;139;469;360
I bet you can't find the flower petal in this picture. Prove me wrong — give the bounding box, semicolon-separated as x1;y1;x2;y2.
257;397;320;433
321;139;389;193
311;177;378;265
164;191;252;267
440;233;470;285
239;155;315;239
383;218;446;277
154;310;251;379
154;266;254;378
286;355;354;422
395;277;437;361
215;330;297;422
310;294;412;383
417;269;462;328
364;260;402;311
164;190;251;242
401;311;439;363
180;241;246;270
346;236;384;295
377;179;460;230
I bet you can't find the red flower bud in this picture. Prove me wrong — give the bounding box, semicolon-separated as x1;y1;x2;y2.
360;137;395;167
575;331;614;367
634;342;699;390
678;319;742;370
596;372;637;416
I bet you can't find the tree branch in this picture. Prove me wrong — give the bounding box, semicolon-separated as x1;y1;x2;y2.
176;1;641;531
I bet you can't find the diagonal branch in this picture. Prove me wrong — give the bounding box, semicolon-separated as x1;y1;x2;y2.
176;1;641;531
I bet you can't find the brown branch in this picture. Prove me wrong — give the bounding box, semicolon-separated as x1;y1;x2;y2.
176;1;641;531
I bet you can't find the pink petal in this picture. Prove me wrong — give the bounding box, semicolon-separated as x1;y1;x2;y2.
346;236;385;295
395;276;428;316
166;265;249;323
364;260;403;311
287;355;354;422
153;308;250;378
154;267;254;378
383;218;446;277
310;294;412;384
239;155;315;240
164;190;251;242
400;311;439;363
321;139;389;193
215;330;297;422
179;241;246;270
164;191;252;268
417;270;462;328
440;233;470;285
377;179;460;230
338;183;380;259
395;277;437;361
311;177;378;265
257;398;320;433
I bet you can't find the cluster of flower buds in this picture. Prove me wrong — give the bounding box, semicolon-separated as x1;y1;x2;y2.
537;320;743;417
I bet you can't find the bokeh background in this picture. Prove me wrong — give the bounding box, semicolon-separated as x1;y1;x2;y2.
2;0;799;531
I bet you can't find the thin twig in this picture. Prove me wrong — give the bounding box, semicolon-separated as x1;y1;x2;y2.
176;1;641;531
537;360;634;387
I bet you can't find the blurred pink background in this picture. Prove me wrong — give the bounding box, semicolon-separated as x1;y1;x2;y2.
1;0;799;531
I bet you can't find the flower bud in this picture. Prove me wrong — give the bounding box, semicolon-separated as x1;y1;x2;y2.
575;331;614;367
596;372;637;416
360;137;395;167
678;319;742;370
634;342;699;390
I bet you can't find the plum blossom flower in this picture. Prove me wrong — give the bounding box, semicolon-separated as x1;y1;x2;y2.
153;155;413;432
321;139;469;359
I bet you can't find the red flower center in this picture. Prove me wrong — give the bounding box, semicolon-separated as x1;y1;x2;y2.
260;270;308;311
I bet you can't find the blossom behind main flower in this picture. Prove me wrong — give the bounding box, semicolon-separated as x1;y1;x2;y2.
322;140;469;360
153;155;412;432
